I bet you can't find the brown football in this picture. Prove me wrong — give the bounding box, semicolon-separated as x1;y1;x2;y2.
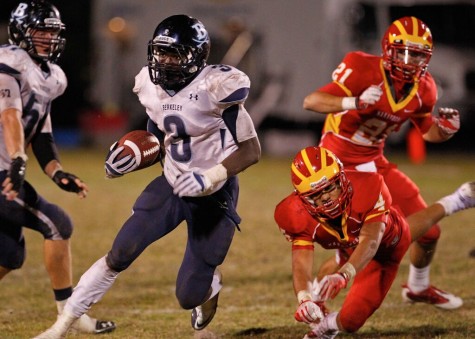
116;130;160;170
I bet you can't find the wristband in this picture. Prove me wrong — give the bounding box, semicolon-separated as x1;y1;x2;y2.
338;262;356;282
297;290;312;303
341;97;358;110
50;168;64;179
11;151;28;162
203;164;228;186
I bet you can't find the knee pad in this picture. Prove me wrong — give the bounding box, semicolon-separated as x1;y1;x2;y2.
42;205;74;240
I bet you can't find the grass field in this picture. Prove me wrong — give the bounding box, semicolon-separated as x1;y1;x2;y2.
1;148;474;339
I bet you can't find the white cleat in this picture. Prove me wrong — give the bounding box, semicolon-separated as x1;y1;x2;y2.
69;314;116;334
303;312;339;339
32;312;77;339
438;182;475;215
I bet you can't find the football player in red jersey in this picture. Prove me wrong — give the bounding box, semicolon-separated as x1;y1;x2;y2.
274;147;475;338
303;16;462;309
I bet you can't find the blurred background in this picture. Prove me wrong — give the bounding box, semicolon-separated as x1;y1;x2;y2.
1;0;474;157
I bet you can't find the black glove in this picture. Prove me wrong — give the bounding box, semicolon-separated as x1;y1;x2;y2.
52;170;83;193
7;156;27;192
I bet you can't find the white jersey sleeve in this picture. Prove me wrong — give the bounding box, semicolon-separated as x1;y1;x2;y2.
0;45;67;170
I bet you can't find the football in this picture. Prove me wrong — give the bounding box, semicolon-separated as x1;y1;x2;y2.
116;130;161;170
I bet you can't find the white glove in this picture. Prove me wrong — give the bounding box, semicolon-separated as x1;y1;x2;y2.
357;85;383;109
318;273;348;301
173;171;212;197
436;107;460;137
294;300;324;324
105;142;138;178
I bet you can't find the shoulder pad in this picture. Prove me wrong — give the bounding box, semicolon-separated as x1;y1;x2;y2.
204;65;250;105
0;46;31;76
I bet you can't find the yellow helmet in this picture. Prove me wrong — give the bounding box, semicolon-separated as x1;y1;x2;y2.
291;146;352;218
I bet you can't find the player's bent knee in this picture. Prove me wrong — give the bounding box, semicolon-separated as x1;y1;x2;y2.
105;252;131;272
41;204;74;240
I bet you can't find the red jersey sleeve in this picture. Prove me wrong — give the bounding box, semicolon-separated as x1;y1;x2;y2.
319;51;383;97
347;171;391;225
409;72;438;134
274;192;316;250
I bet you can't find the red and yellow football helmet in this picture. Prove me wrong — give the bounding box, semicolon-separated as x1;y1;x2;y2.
291;146;352;219
381;16;433;83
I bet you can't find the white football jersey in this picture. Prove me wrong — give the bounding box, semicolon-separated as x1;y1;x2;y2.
133;64;257;192
0;45;67;170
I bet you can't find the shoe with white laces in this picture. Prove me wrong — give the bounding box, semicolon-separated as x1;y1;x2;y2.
401;284;463;310
191;269;222;330
70;313;116;334
33;312;77;339
438;182;475;216
304;312;339;339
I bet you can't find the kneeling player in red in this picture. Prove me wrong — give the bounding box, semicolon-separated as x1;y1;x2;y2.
275;146;475;338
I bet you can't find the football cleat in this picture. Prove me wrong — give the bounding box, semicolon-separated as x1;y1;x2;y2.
304;314;339;339
401;284;463;310
437;182;475;215
69;314;116;334
191;270;222;330
93;320;116;334
33;312;77;339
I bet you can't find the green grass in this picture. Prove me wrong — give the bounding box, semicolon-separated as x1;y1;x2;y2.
1;149;474;338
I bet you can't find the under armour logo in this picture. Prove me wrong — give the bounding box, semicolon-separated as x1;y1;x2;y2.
189;93;198;100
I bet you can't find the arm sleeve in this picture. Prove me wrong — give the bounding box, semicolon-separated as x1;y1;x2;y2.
31;132;60;170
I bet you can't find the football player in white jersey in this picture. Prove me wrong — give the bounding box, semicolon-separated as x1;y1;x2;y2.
35;14;261;338
0;0;115;335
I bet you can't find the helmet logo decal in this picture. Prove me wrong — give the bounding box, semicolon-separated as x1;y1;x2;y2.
192;23;208;47
11;3;28;24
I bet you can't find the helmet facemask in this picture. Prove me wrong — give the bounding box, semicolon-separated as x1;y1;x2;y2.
147;42;201;90
384;43;432;83
299;172;352;219
291;147;353;220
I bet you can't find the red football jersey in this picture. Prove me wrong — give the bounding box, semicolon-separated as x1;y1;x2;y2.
275;171;405;254
318;51;437;164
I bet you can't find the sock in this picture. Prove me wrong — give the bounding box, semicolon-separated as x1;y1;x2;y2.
325;312;339;331
408;265;430;293
437;182;474;216
208;269;222;300
55;287;73;314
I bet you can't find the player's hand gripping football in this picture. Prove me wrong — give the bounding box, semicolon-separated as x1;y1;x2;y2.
294;300;324;324
2;153;27;200
317;273;349;301
436;107;460;137
356;85;383;109
52;170;88;198
173;171;212;197
105;141;138;178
